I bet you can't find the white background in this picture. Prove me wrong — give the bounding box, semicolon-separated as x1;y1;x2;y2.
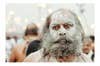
0;0;99;66
6;3;94;37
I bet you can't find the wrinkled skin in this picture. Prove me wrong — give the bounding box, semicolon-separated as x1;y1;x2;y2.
42;9;84;61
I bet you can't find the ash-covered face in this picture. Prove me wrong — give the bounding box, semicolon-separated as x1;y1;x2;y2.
49;10;77;42
42;9;83;59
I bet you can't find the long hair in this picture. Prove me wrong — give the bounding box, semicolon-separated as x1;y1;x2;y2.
41;9;85;60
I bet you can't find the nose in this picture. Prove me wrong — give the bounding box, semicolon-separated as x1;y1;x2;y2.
59;33;66;36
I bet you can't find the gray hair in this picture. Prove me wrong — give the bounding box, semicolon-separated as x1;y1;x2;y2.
41;9;85;59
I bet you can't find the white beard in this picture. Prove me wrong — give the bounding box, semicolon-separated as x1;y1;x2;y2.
41;29;83;60
41;9;84;61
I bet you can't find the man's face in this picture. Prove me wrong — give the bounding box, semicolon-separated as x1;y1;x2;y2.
44;10;83;58
42;9;83;60
49;10;77;42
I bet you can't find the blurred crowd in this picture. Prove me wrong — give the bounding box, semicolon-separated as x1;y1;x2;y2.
6;23;41;62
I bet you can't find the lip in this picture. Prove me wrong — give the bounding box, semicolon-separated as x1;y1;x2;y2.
54;38;66;43
54;38;72;44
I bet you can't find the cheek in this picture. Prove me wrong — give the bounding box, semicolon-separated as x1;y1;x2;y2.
66;27;76;36
49;28;59;38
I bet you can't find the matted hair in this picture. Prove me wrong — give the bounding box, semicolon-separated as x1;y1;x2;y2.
40;9;86;59
42;9;85;40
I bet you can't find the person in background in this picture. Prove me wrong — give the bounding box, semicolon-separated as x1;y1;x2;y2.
26;40;41;56
82;35;95;61
13;36;18;43
6;33;16;62
90;35;95;61
9;23;40;62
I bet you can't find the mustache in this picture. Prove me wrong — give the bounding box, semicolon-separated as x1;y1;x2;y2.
53;38;73;44
48;38;76;58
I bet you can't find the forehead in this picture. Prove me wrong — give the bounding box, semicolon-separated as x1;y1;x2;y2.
50;10;76;25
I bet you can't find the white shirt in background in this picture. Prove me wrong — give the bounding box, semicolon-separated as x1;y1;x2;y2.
6;38;16;61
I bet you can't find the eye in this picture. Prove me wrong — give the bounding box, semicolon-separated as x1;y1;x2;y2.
63;23;73;29
52;24;60;30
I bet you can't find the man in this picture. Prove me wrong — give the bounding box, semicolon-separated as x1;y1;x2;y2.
82;36;94;61
9;23;40;62
24;9;91;62
82;36;95;61
6;33;16;62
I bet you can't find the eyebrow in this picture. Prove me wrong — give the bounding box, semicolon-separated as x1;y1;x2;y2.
51;22;73;26
52;23;60;26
